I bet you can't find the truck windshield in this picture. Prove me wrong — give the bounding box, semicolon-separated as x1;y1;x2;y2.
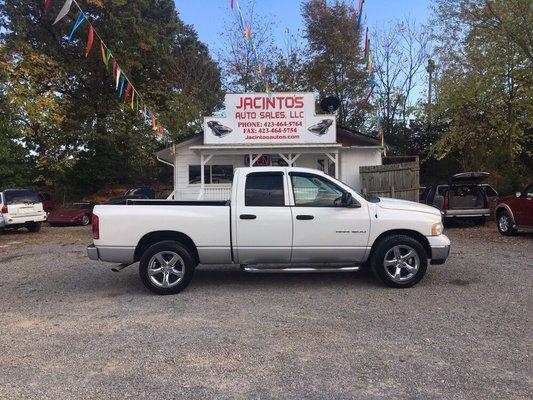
327;175;380;203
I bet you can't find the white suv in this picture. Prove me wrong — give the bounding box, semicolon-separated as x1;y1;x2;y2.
0;189;47;233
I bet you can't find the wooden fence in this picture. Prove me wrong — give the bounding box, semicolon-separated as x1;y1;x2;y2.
360;159;420;202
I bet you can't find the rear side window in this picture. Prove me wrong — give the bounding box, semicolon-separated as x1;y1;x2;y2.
483;186;498;197
437;186;448;196
4;190;41;205
245;173;285;206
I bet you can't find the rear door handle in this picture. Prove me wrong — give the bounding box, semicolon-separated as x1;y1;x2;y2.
240;214;257;220
296;215;314;220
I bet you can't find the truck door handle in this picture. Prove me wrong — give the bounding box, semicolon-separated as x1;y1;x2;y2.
240;214;257;220
296;215;314;220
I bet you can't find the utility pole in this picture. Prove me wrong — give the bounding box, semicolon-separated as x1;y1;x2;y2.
426;58;436;123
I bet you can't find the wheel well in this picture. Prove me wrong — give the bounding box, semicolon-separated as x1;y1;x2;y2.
370;229;432;259
134;231;199;264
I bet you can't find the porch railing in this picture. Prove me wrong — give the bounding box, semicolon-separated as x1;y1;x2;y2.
168;186;232;201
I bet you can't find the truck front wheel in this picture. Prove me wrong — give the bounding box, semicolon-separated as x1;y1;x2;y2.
370;235;428;288
139;241;196;295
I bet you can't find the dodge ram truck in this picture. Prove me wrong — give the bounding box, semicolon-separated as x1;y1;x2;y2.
87;167;451;294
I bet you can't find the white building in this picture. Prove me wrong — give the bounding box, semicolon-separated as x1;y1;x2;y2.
156;93;383;200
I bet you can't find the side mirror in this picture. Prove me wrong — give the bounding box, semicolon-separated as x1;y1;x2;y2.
515;192;522;198
341;192;361;208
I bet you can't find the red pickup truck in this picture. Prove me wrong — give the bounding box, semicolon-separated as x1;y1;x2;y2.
495;183;533;235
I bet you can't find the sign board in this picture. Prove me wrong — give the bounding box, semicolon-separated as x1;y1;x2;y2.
204;92;336;145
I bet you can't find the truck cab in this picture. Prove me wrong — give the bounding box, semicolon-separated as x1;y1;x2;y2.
88;167;451;294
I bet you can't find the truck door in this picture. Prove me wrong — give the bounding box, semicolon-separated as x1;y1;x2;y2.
288;172;371;263
234;171;293;264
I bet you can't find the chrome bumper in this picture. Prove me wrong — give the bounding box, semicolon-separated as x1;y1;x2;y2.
427;235;451;265
87;244;135;263
87;244;99;260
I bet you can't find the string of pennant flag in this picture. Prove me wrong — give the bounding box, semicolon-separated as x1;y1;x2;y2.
356;0;384;148
229;0;269;92
44;0;165;136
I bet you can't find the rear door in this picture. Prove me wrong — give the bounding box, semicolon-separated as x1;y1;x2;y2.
288;172;371;263
515;184;533;226
234;171;293;264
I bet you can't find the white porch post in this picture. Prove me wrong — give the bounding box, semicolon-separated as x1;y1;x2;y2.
325;151;339;178
199;153;213;200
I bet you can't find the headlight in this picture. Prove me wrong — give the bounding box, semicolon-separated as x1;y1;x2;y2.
431;222;444;236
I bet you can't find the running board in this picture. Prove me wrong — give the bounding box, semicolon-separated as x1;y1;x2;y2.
243;266;360;274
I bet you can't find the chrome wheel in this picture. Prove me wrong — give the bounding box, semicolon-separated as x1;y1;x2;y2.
82;215;90;226
147;251;185;288
383;245;420;283
499;214;509;232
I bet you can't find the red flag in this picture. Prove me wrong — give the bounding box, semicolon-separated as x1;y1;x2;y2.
124;82;132;103
44;0;52;14
111;59;117;80
84;26;94;57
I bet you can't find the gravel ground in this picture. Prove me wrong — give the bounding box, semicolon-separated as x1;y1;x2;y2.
0;223;531;399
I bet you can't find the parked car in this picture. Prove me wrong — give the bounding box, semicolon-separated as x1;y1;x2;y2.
37;191;55;214
495;183;533;235
0;189;47;232
48;202;95;226
422;172;491;225
107;187;156;205
88;167;451;295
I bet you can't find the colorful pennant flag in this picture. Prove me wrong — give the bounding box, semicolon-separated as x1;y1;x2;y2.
356;0;365;30
53;0;73;25
68;12;85;41
46;0;167;136
84;26;94;57
363;28;369;59
124;82;133;103
115;67;122;90
118;75;126;98
44;0;52;14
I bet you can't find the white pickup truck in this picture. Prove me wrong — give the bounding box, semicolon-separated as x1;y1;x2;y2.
87;167;450;294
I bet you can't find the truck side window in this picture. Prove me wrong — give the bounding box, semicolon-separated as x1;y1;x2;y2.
291;173;344;207
245;173;285;207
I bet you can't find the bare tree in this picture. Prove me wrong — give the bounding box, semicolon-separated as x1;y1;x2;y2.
373;17;430;131
218;0;278;93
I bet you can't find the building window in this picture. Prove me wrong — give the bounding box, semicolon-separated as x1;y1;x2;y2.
189;165;233;184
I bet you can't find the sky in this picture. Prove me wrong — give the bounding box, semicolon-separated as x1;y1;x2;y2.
174;0;432;57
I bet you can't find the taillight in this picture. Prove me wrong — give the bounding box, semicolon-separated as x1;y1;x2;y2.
1;205;7;214
443;195;449;211
92;214;99;239
484;193;489;208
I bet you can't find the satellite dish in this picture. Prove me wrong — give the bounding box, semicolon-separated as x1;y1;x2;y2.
320;96;340;113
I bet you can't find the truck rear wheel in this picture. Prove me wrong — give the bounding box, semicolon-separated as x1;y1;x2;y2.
370;235;428;288
139;241;196;295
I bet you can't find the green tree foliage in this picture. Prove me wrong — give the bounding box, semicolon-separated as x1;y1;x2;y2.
302;0;368;128
0;0;222;196
431;0;532;190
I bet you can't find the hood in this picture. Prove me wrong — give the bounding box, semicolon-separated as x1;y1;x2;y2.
377;197;442;216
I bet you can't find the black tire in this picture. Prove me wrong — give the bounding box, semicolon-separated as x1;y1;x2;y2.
473;216;486;226
139;241;196;295
497;210;517;236
370;234;428;288
81;214;91;226
27;222;42;233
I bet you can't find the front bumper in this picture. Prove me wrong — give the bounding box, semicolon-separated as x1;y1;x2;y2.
427;234;451;265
